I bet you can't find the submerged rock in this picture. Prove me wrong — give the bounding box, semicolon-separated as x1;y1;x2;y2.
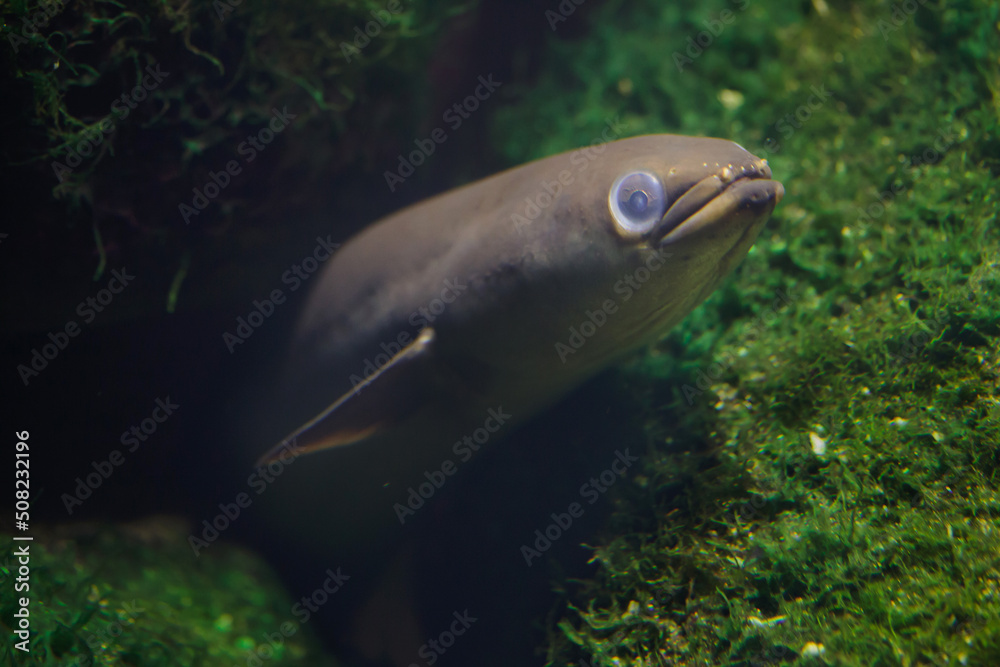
1;516;336;666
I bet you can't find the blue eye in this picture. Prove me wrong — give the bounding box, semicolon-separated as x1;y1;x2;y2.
609;171;667;236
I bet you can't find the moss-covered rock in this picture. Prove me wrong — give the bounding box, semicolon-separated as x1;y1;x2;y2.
489;1;1000;665
1;0;474;327
0;517;335;666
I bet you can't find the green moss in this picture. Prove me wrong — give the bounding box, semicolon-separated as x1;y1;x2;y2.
5;0;471;182
0;519;333;665
493;1;1000;665
2;0;472;313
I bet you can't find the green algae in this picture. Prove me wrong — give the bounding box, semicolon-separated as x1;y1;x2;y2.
0;519;334;666
4;0;472;185
490;1;1000;665
3;0;998;664
1;0;472;315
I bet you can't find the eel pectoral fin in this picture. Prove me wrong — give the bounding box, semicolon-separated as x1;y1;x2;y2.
256;328;438;465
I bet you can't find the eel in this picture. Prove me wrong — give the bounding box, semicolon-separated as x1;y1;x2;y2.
262;134;783;465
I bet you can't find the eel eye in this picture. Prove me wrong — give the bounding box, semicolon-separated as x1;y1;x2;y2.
609;171;667;237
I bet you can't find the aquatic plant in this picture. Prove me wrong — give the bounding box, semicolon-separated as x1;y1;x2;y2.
0;519;333;665
2;0;472;312
490;0;1000;664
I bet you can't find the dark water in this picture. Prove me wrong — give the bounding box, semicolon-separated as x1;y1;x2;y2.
4;0;999;665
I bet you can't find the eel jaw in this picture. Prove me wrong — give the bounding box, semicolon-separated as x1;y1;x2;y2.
657;161;784;246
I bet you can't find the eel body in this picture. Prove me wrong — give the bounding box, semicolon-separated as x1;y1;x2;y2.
264;134;783;464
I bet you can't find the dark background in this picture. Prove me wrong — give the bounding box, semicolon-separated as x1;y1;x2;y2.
1;1;662;664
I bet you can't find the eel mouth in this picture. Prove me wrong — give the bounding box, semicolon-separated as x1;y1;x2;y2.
657;161;784;245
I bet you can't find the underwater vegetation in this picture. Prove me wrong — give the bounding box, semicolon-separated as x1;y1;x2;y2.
0;519;334;665
1;0;471;325
490;0;1000;665
3;0;999;665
